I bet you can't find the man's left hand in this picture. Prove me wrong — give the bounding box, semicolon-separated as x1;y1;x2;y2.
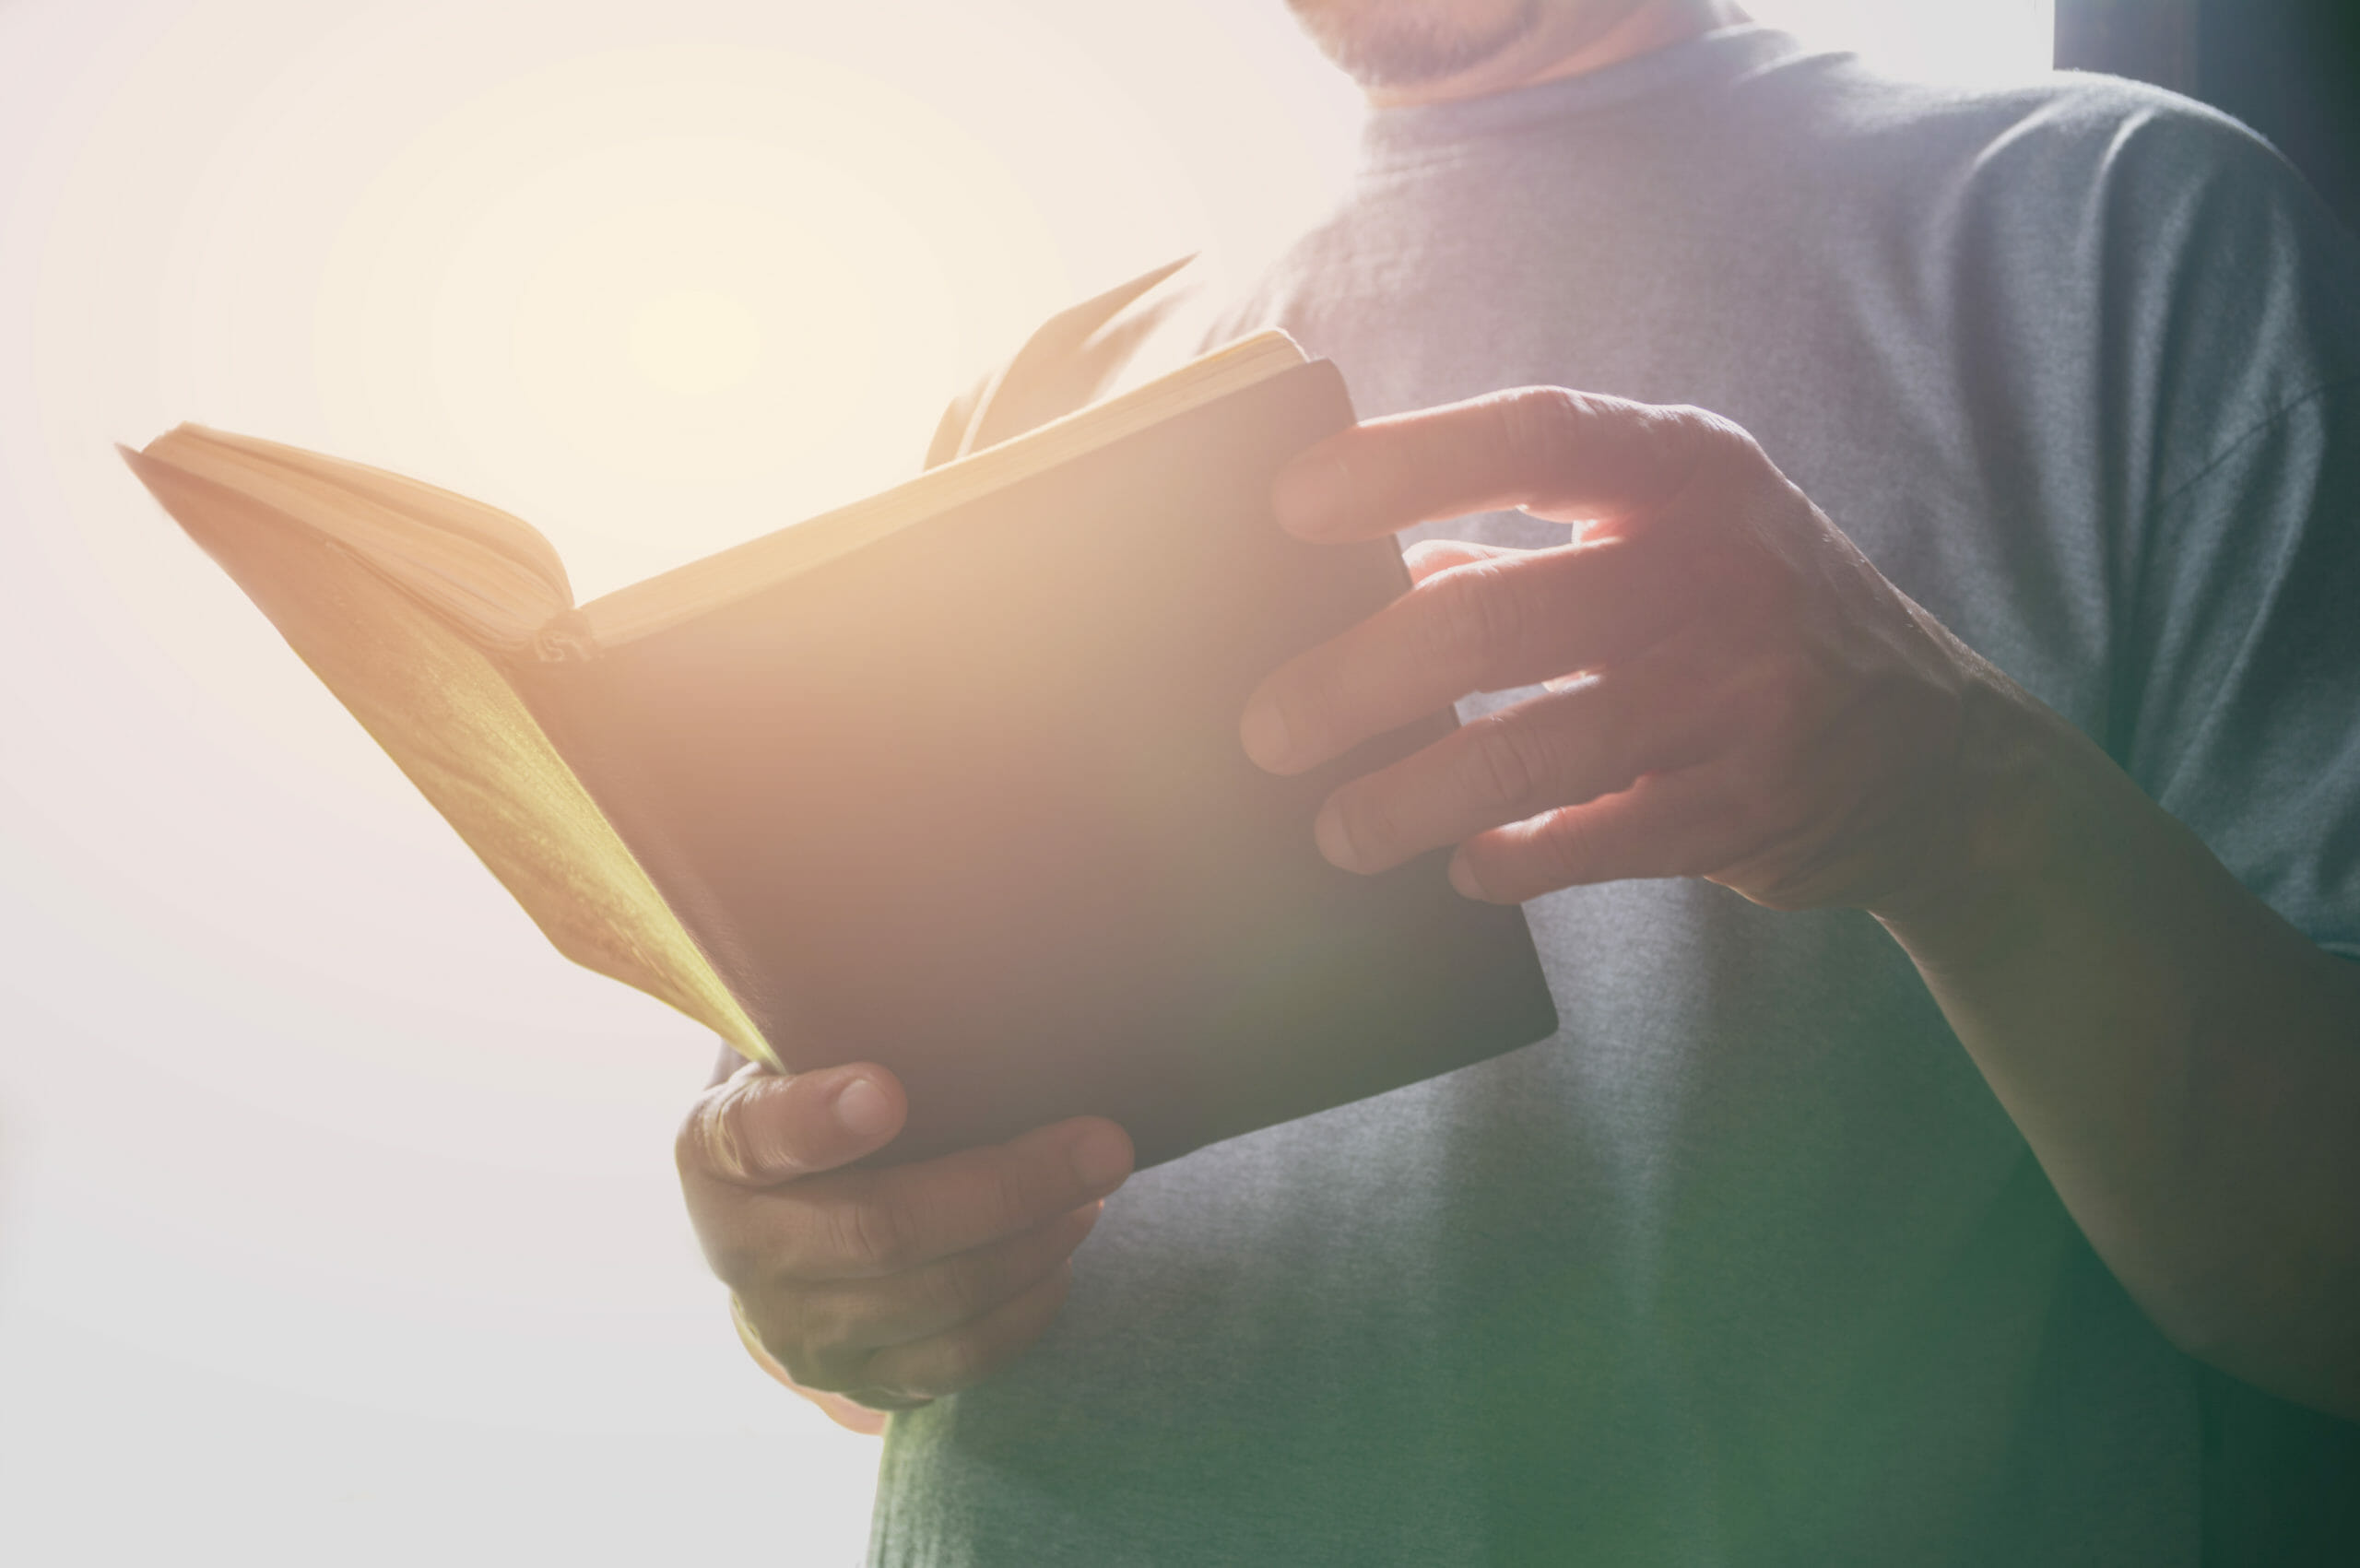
1240;386;2360;1418
1242;387;2000;915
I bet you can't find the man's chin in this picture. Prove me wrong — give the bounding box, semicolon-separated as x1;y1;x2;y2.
1284;0;1547;92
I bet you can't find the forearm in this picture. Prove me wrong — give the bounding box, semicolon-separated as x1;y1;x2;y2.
1243;388;2360;1405
1877;670;2360;1416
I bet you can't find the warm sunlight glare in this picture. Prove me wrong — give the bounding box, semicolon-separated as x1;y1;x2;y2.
0;2;1355;1562
1;0;2058;1562
36;2;1357;647
629;289;767;396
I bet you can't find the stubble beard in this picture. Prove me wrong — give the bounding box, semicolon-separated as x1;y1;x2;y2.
1284;0;1548;91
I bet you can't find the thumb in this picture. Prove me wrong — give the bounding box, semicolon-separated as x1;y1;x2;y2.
678;1060;907;1187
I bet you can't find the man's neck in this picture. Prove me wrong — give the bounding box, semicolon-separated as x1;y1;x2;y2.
1366;0;1752;110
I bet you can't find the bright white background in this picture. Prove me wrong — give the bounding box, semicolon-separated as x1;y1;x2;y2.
0;3;2049;1563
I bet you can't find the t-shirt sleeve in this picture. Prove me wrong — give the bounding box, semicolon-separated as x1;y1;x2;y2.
2116;377;2360;959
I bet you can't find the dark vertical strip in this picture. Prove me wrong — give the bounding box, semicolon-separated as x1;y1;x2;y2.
2057;0;2360;238
2054;0;2200;95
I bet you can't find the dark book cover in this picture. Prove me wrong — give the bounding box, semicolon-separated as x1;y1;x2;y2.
517;360;1559;1168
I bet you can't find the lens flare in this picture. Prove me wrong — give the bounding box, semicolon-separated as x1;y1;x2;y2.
627;289;765;397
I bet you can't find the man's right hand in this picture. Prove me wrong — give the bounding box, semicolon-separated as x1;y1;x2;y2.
677;1059;1134;1434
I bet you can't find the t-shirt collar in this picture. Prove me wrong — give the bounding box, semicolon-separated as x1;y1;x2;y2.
1360;24;1811;164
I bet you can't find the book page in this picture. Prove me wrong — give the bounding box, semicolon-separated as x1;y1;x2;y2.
141;426;572;653
124;451;773;1067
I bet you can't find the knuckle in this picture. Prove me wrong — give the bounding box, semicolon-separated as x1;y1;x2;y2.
909;1267;1068;1397
782;1342;852;1393
1461;713;1545;813
1530;807;1598;884
746;1297;832;1390
830;1196;920;1274
1422;563;1522;675
786;1291;853;1367
916;1255;994;1328
677;1092;741;1181
978;1155;1048;1239
1666;404;1760;471
773;1331;832;1390
680;1075;822;1185
1495;386;1587;479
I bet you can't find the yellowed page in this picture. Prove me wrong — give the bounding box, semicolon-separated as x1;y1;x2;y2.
145;425;571;654
124;447;774;1068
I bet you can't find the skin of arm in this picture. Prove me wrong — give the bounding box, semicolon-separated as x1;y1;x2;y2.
1238;387;2360;1417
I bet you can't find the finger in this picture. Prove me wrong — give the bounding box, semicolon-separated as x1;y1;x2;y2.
808;1389;898;1434
759;1116;1132;1283
748;1206;1101;1392
1447;760;1759;902
731;1291;900;1432
734;1293;925;1427
678;1061;906;1191
857;1261;1078;1402
1273;388;1733;542
1312;663;1724;875
1401;537;1529;584
1241;537;1681;775
795;1202;1103;1357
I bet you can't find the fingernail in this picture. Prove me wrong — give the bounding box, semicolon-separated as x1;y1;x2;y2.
1239;692;1292;772
1068;1126;1131;1192
1448;854;1487;901
1272;451;1342;536
832;1076;897;1139
1313;797;1360;872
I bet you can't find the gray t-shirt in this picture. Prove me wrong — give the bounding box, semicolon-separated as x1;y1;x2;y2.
871;27;2360;1565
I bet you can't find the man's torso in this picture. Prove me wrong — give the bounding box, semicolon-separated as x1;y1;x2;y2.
874;27;2360;1565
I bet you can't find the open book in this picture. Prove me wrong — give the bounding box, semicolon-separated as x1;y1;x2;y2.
124;332;1558;1168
